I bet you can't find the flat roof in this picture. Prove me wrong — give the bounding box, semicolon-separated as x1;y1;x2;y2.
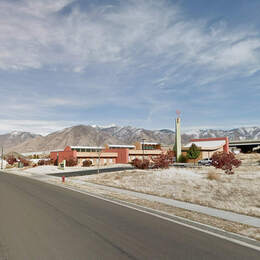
184;140;225;149
108;144;136;148
142;142;159;145
71;146;104;149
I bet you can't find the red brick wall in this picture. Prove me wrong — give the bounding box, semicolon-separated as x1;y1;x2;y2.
50;146;77;163
103;148;129;164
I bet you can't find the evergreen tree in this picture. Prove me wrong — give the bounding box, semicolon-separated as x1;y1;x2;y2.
187;143;200;164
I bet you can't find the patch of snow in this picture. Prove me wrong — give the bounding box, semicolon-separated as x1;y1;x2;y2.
7;165;85;175
92;124;117;129
5;164;132;176
0;160;7;169
76;160;260;218
10;130;21;136
183;129;201;136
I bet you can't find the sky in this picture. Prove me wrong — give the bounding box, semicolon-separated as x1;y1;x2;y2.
1;0;260;135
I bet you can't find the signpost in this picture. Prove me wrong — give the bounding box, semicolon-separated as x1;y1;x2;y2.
59;160;66;170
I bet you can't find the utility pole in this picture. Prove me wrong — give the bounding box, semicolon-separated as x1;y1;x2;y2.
97;147;102;174
57;152;59;167
1;147;3;170
142;138;145;161
96;136;104;174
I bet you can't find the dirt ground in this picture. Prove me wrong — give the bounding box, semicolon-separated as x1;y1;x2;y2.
73;153;260;218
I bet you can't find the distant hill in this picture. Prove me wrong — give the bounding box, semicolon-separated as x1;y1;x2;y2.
1;125;260;153
0;131;40;152
182;127;260;141
2;125;174;153
5;125;119;153
98;126;174;145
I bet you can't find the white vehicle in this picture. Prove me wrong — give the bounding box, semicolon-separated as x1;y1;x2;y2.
198;158;212;166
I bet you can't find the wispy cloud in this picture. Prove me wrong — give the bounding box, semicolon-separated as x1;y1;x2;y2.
0;0;260;133
1;0;260;74
0;119;78;135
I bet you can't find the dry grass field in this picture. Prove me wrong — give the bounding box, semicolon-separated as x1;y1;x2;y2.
74;153;260;217
5;153;260;240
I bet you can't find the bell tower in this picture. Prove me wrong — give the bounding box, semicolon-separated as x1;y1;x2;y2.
175;110;181;160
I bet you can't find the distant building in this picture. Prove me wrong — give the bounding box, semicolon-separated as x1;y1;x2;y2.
182;137;229;161
129;142;162;162
50;146;117;166
50;142;164;166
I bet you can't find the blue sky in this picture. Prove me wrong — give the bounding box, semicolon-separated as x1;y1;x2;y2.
1;0;260;135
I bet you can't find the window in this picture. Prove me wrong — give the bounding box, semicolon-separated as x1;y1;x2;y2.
142;145;156;150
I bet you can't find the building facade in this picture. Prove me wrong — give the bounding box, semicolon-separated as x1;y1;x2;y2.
182;137;229;161
50;146;117;166
50;142;164;166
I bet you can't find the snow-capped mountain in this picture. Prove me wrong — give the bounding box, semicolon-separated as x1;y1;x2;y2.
182;127;260;141
2;125;260;153
0;131;40;151
99;126;174;145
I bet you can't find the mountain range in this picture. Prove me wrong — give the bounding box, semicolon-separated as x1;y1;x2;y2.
1;125;260;153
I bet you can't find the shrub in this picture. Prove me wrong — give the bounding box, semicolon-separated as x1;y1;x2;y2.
207;170;220;181
82;160;92;167
152;151;174;169
38;160;45;166
187;144;200;164
66;158;78;167
178;154;188;163
6;156;17;165
211;151;241;174
45;159;52;165
19;157;30;167
38;159;53;166
131;158;150;169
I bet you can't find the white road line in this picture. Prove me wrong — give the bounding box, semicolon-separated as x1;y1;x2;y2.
48;181;260;252
5;172;260;252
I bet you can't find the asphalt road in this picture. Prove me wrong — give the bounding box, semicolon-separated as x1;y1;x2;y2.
0;173;259;260
49;166;133;177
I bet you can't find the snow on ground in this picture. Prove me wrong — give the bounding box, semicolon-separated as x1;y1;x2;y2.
6;165;84;175
0;160;7;169
5;164;132;176
5;154;260;218
4;159;259;241
73;158;260;217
